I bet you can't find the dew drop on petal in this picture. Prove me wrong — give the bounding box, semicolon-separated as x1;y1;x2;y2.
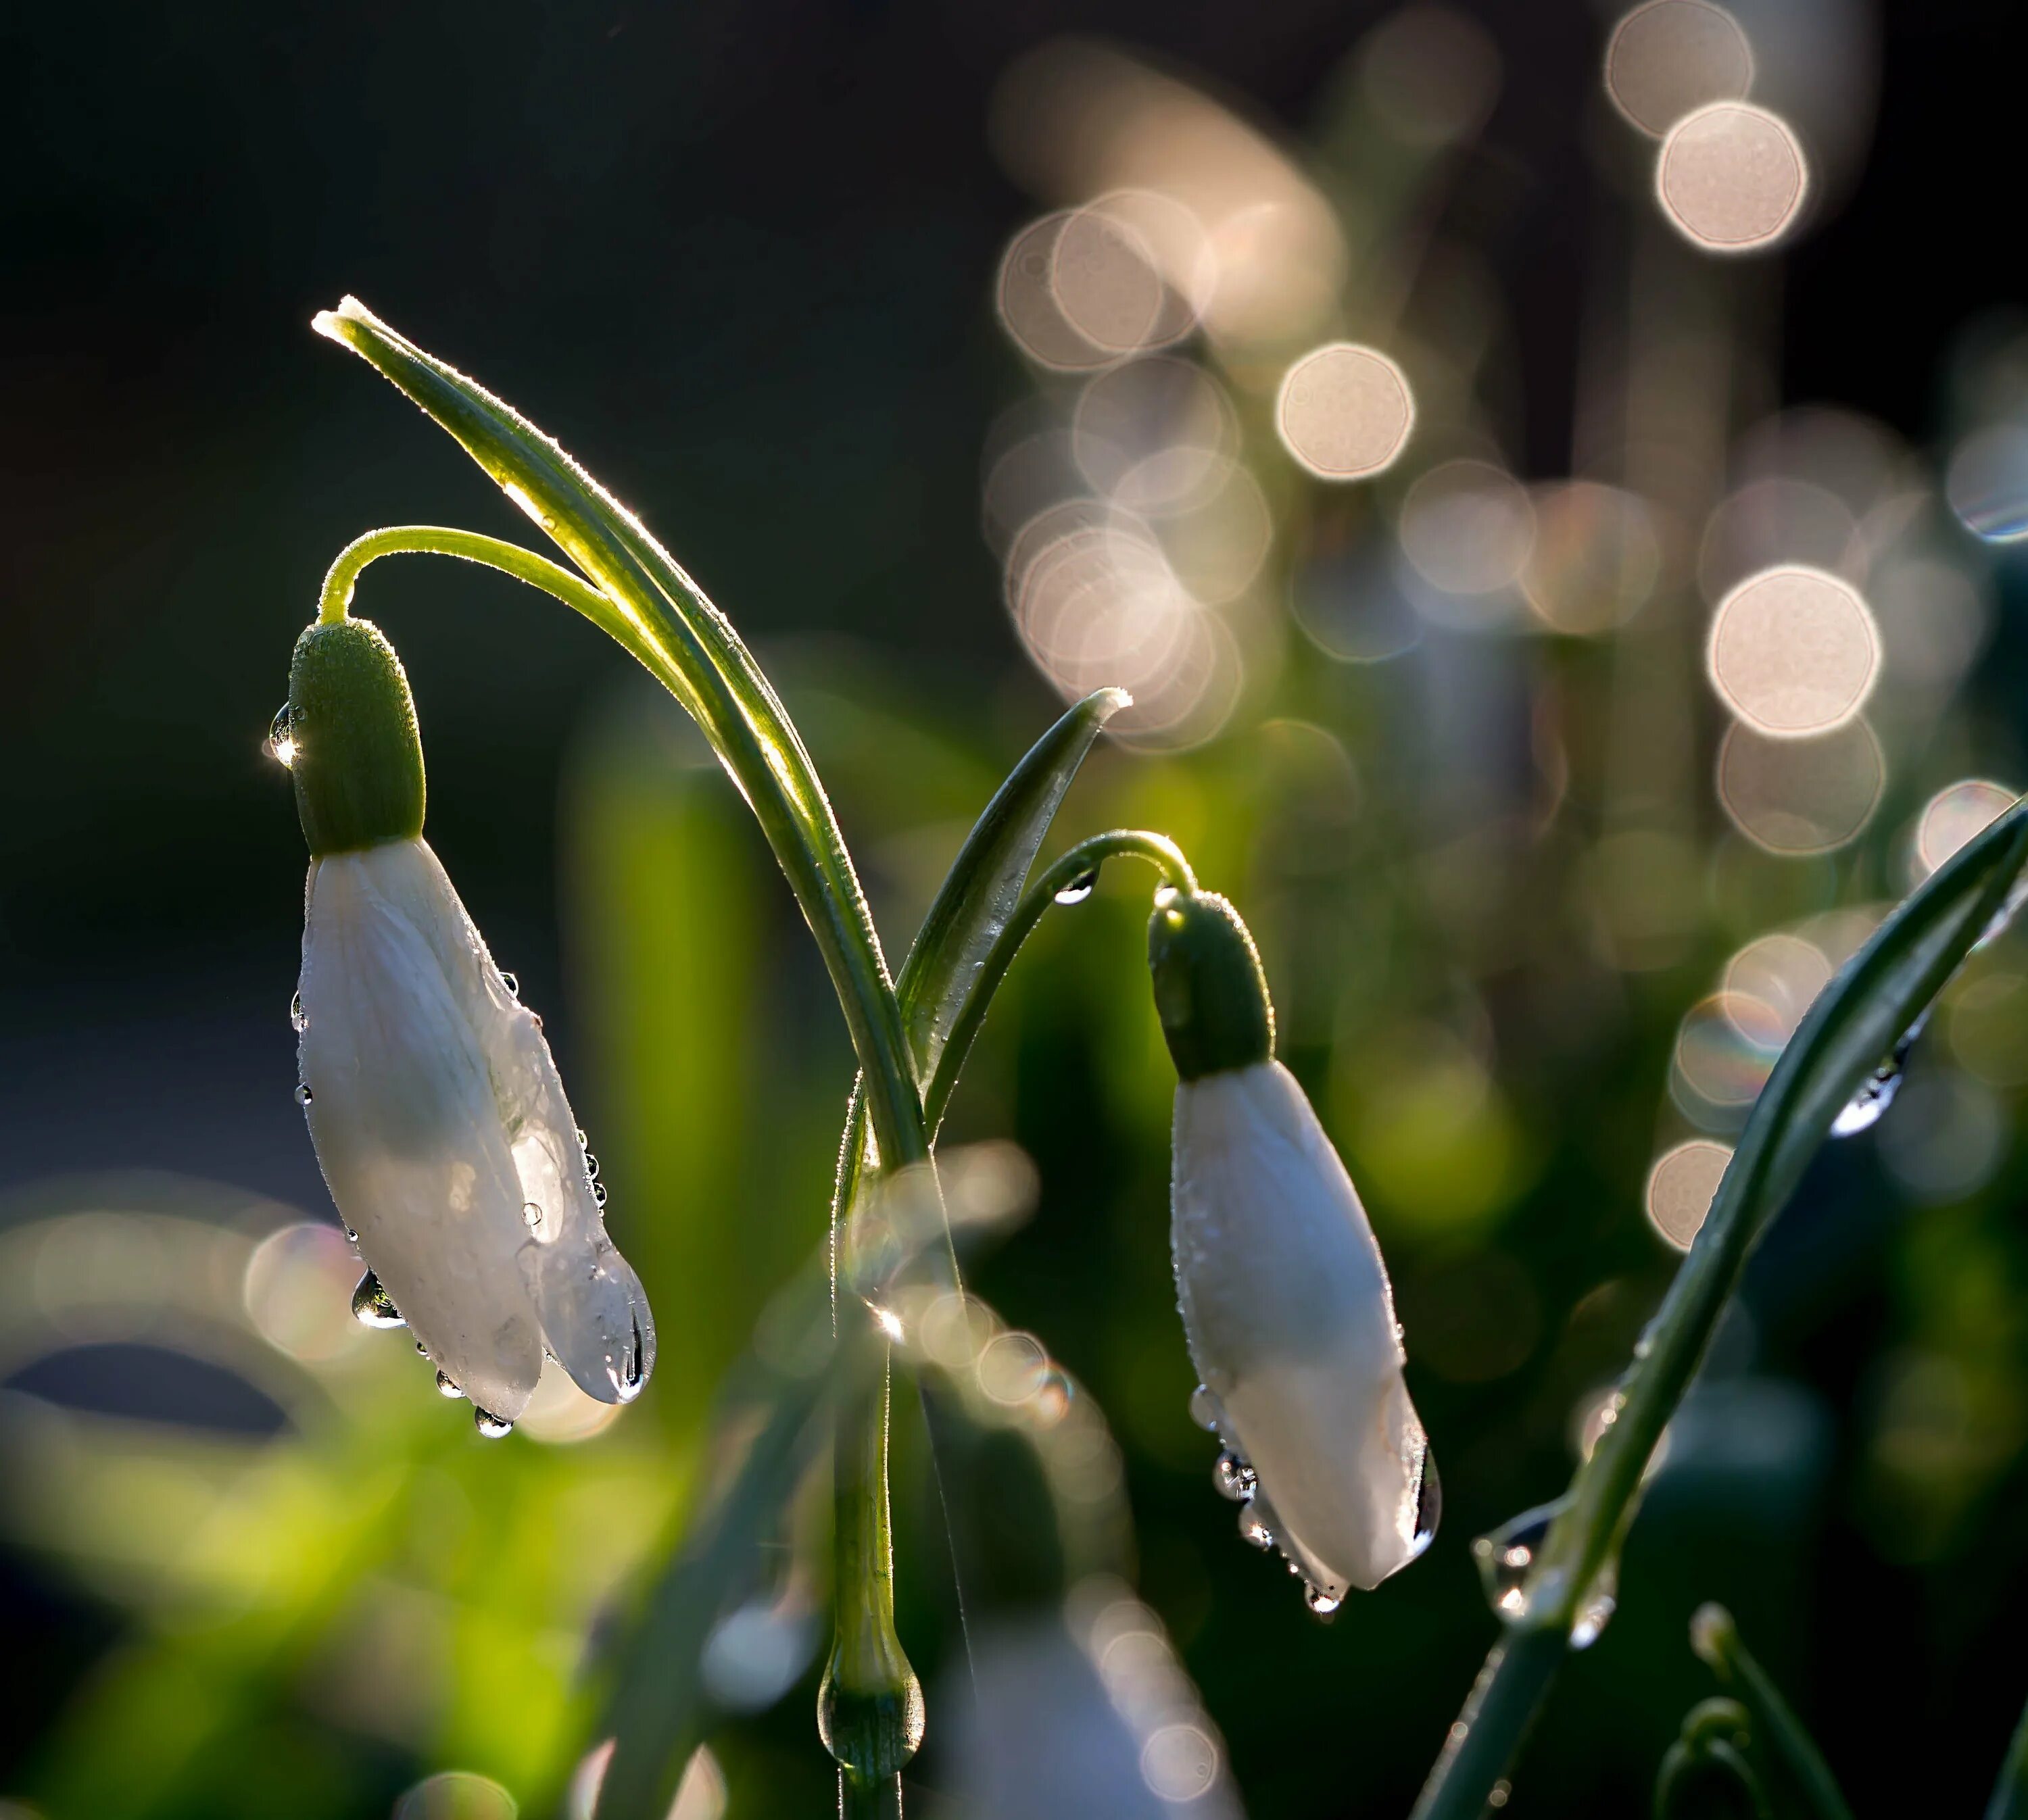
1188;1383;1220;1431
351;1271;404;1329
499;970;519;998
473;1408;514;1439
436;1369;465;1400
414;1339;431;1357
1238;1505;1276;1550
1212;1450;1257;1502
289;991;308;1033
1054;868;1101;906
523;1202;543;1231
295;1083;314;1107
584;1152;601;1182
592;1181;609;1210
1303;1583;1344;1621
1414;1446;1443;1550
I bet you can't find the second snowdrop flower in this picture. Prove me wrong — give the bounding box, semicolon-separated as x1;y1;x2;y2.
1150;887;1436;1608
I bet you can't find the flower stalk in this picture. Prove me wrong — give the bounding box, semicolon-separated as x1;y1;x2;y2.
1688;1606;1850;1820
1411;797;2028;1820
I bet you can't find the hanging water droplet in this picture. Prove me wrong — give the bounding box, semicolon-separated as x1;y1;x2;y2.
499;970;519;999
1238;1504;1276;1550
294;1083;314;1107
1188;1383;1221;1431
592;1181;609;1209
1831;1016;1925;1137
583;1152;600;1181
436;1369;465;1400
1053;868;1101;906
1414;1446;1443;1549
575;1126;588;1149
617;1310;647;1403
1213;1450;1257;1502
414;1339;431;1356
1471;1495;1618;1647
1303;1583;1343;1621
351;1271;404;1329
473;1408;513;1440
342;1223;358;1244
266;703;299;768
289;991;307;1033
523;1202;543;1231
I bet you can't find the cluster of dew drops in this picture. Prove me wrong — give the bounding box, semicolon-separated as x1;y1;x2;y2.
1189;1385;1345;1620
295;965;607;1438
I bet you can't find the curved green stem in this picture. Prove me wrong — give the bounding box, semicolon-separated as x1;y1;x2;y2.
927;830;1193;1134
317;524;617;630
312;302;927;1175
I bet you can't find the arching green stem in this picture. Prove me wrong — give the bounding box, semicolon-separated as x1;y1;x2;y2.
928;830;1194;1133
318;525;619;631
1987;1683;2028;1820
312;303;927;1178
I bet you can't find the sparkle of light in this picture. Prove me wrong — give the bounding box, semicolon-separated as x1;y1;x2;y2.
1946;424;2028;544
1912;779;2019;883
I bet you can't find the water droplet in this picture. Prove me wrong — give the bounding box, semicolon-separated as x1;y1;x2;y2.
289;991;307;1033
1832;1016;1925;1136
351;1271;404;1328
1053;868;1101;906
575;1126;588;1149
267;703;299;768
1188;1383;1220;1431
499;970;519;998
584;1152;600;1181
415;1339;431;1356
294;1083;314;1107
618;1311;647;1402
1213;1450;1257;1502
342;1223;358;1244
436;1369;465;1400
473;1408;513;1440
592;1181;609;1209
1414;1447;1443;1548
523;1202;543;1231
1303;1583;1343;1621
1238;1505;1276;1550
1471;1496;1618;1647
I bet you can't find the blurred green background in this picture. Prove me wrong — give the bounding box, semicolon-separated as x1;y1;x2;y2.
6;1;2028;1815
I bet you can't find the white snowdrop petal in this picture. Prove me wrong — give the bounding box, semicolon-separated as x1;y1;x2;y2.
297;838;656;1416
299;844;543;1419
1172;1060;1431;1592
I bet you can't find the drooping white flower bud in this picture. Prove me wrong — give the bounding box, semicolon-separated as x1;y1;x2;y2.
1151;889;1436;1602
286;618;654;1430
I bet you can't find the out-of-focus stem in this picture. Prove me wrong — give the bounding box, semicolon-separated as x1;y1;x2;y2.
1986;1683;2028;1820
1689;1606;1852;1820
838;1771;904;1819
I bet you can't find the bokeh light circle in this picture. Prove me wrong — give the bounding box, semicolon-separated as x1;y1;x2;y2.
1276;343;1415;480
1521;481;1660;633
1606;1;1753;138
1912;779;2019;883
1716;719;1884;854
1645;1140;1733;1250
1946;424;2028;544
1707;565;1879;737
1398;460;1536;597
1656;103;1808;253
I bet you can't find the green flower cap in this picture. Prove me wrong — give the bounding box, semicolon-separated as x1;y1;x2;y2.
1148;889;1276;1081
286;618;427;855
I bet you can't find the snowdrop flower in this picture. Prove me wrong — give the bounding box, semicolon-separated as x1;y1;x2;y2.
1149;888;1436;1604
284;616;654;1431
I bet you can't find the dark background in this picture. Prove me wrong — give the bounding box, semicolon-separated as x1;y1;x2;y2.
5;1;2028;1814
